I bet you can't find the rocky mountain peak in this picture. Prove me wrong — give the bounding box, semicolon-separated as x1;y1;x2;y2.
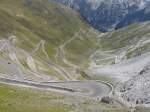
54;0;150;32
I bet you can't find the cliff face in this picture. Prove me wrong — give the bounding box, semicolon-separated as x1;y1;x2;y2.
55;0;150;32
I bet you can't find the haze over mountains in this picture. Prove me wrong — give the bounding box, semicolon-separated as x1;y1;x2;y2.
55;0;150;32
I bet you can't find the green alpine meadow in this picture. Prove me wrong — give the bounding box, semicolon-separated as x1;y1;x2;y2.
0;0;150;112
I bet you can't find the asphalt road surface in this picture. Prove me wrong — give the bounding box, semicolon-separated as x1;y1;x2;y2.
0;77;112;98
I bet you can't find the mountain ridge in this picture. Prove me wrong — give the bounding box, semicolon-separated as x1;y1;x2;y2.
1;0;150;111
54;0;150;32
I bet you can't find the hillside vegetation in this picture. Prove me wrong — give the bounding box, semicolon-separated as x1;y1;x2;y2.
1;0;150;111
91;22;150;66
0;0;100;81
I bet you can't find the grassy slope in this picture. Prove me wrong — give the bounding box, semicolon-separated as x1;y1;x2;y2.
0;84;71;112
0;0;99;65
0;83;129;112
92;22;150;66
0;1;104;111
0;0;100;81
100;22;150;55
1;0;149;111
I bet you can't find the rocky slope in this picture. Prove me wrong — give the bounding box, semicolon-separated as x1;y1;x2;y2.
90;21;150;105
120;62;150;105
54;0;150;32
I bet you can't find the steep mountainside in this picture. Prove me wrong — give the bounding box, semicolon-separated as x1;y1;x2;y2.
54;0;150;32
0;0;100;81
90;21;150;105
1;0;150;110
91;22;150;67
